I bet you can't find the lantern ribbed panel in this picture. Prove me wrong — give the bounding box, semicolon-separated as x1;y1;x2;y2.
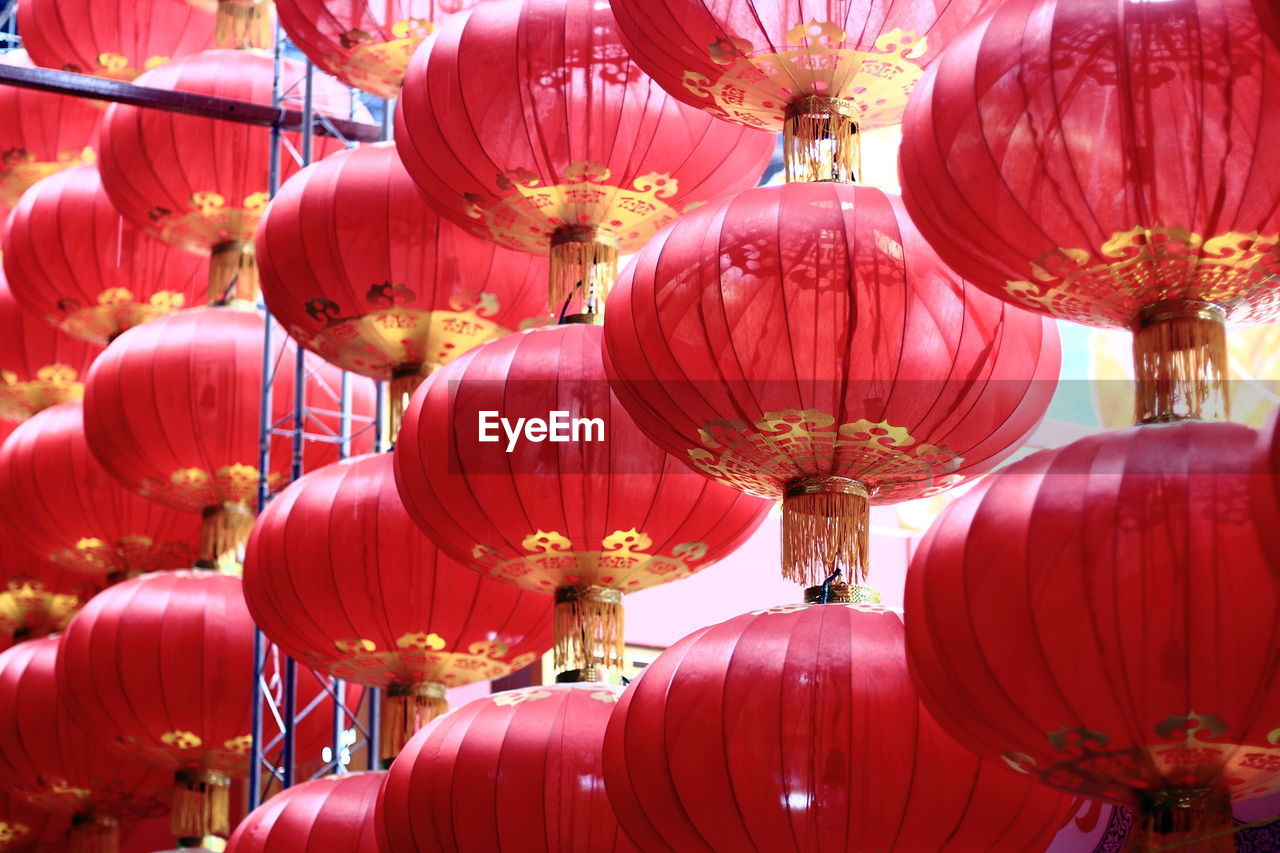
227;772;384;853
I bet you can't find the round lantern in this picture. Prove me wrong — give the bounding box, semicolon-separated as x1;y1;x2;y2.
0;51;100;218
98;50;354;305
394;322;771;673
377;683;632;852
0;401;201;577
395;0;775;313
0;536;97;647
244;452;553;761
81;306;374;570
227;771;383;853
609;0;987;183
256;143;548;431
0;272;101;423
57;570;361;841
603;596;1079;851
905;420;1280;851
603;181;1060;586
899;0;1280;423
18;0;215;81
4;166;206;344
275;0;473;98
0;637;173;852
0;789;71;852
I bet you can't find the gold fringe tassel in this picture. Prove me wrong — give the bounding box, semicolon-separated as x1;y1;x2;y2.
553;585;624;672
1127;789;1236;852
208;241;261;306
783;96;861;184
68;814;120;853
782;476;870;587
388;368;429;443
1132;301;1229;424
548;227;618;314
380;682;448;763
197;502;255;575
215;0;273;51
171;770;231;840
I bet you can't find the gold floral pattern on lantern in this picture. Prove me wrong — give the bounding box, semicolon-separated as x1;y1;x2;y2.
0;822;31;844
327;19;434;99
48;532;197;576
222;735;253;755
55;288;188;343
139;463;271;513
0;363;85;422
0;577;86;639
79;52;171;82
147;190;272;252
302;633;534;689
160;731;203;750
491;688;551;707
0;146;96;208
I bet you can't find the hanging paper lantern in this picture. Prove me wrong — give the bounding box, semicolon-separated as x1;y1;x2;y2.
4;167;206;344
602;182;1060;585
257;143;548;432
0;401;201;578
0;536;98;648
377;683;632;852
395;0;775;313
608;0;987;183
0;51;100;218
603;595;1079;851
98;50;354;305
82;306;375;570
227;771;383;853
17;0;215;81
0;789;71;852
57;570;361;841
244;452;554;761
0;272;102;424
905;420;1280;852
394;323;771;673
899;0;1280;424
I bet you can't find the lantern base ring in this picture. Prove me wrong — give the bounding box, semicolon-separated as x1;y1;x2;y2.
1131;788;1234;852
69;812;120;853
803;582;882;605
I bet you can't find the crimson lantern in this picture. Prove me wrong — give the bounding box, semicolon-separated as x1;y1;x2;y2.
0;789;71;852
98;50;353;304
0;535;97;648
82;307;374;570
906;421;1280;851
0;272;101;423
244;453;553;761
603;182;1059;586
257;143;548;430
0;402;201;578
609;0;987;182
395;0;775;312
57;570;360;841
227;772;384;853
4;167;206;344
899;0;1280;424
394;323;771;673
377;683;632;852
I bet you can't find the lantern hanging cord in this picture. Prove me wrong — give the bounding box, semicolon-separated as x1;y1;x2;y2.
817;568;842;603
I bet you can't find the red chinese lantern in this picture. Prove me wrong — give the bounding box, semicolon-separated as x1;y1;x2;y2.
0;401;201;578
0;788;71;852
0;271;101;424
81;306;374;570
0;50;99;218
57;570;361;841
603;597;1079;852
609;0;988;182
395;0;775;312
256;143;548;431
98;50;354;305
898;0;1280;424
394;322;771;673
3;166;206;344
905;420;1280;852
0;636;173;852
18;0;215;81
602;182;1060;586
376;683;633;852
244;452;554;761
227;771;383;853
0;536;98;648
276;0;473;98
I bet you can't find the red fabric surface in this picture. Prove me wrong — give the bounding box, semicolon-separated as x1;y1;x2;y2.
602;603;1078;852
393;323;771;596
905;421;1280;805
0;787;71;852
394;0;775;258
3;165;206;344
602;182;1060;502
376;684;634;852
227;771;383;853
257;143;548;381
899;0;1280;328
0;531;99;643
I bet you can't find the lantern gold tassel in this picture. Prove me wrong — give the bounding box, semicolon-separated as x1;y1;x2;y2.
171;769;231;840
1127;789;1236;852
208;242;261;306
549;227;618;314
198;502;255;575
215;0;273;51
553;585;624;672
782;476;870;587
783;96;861;184
380;681;448;763
68;814;120;853
1132;300;1229;424
388;367;431;443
